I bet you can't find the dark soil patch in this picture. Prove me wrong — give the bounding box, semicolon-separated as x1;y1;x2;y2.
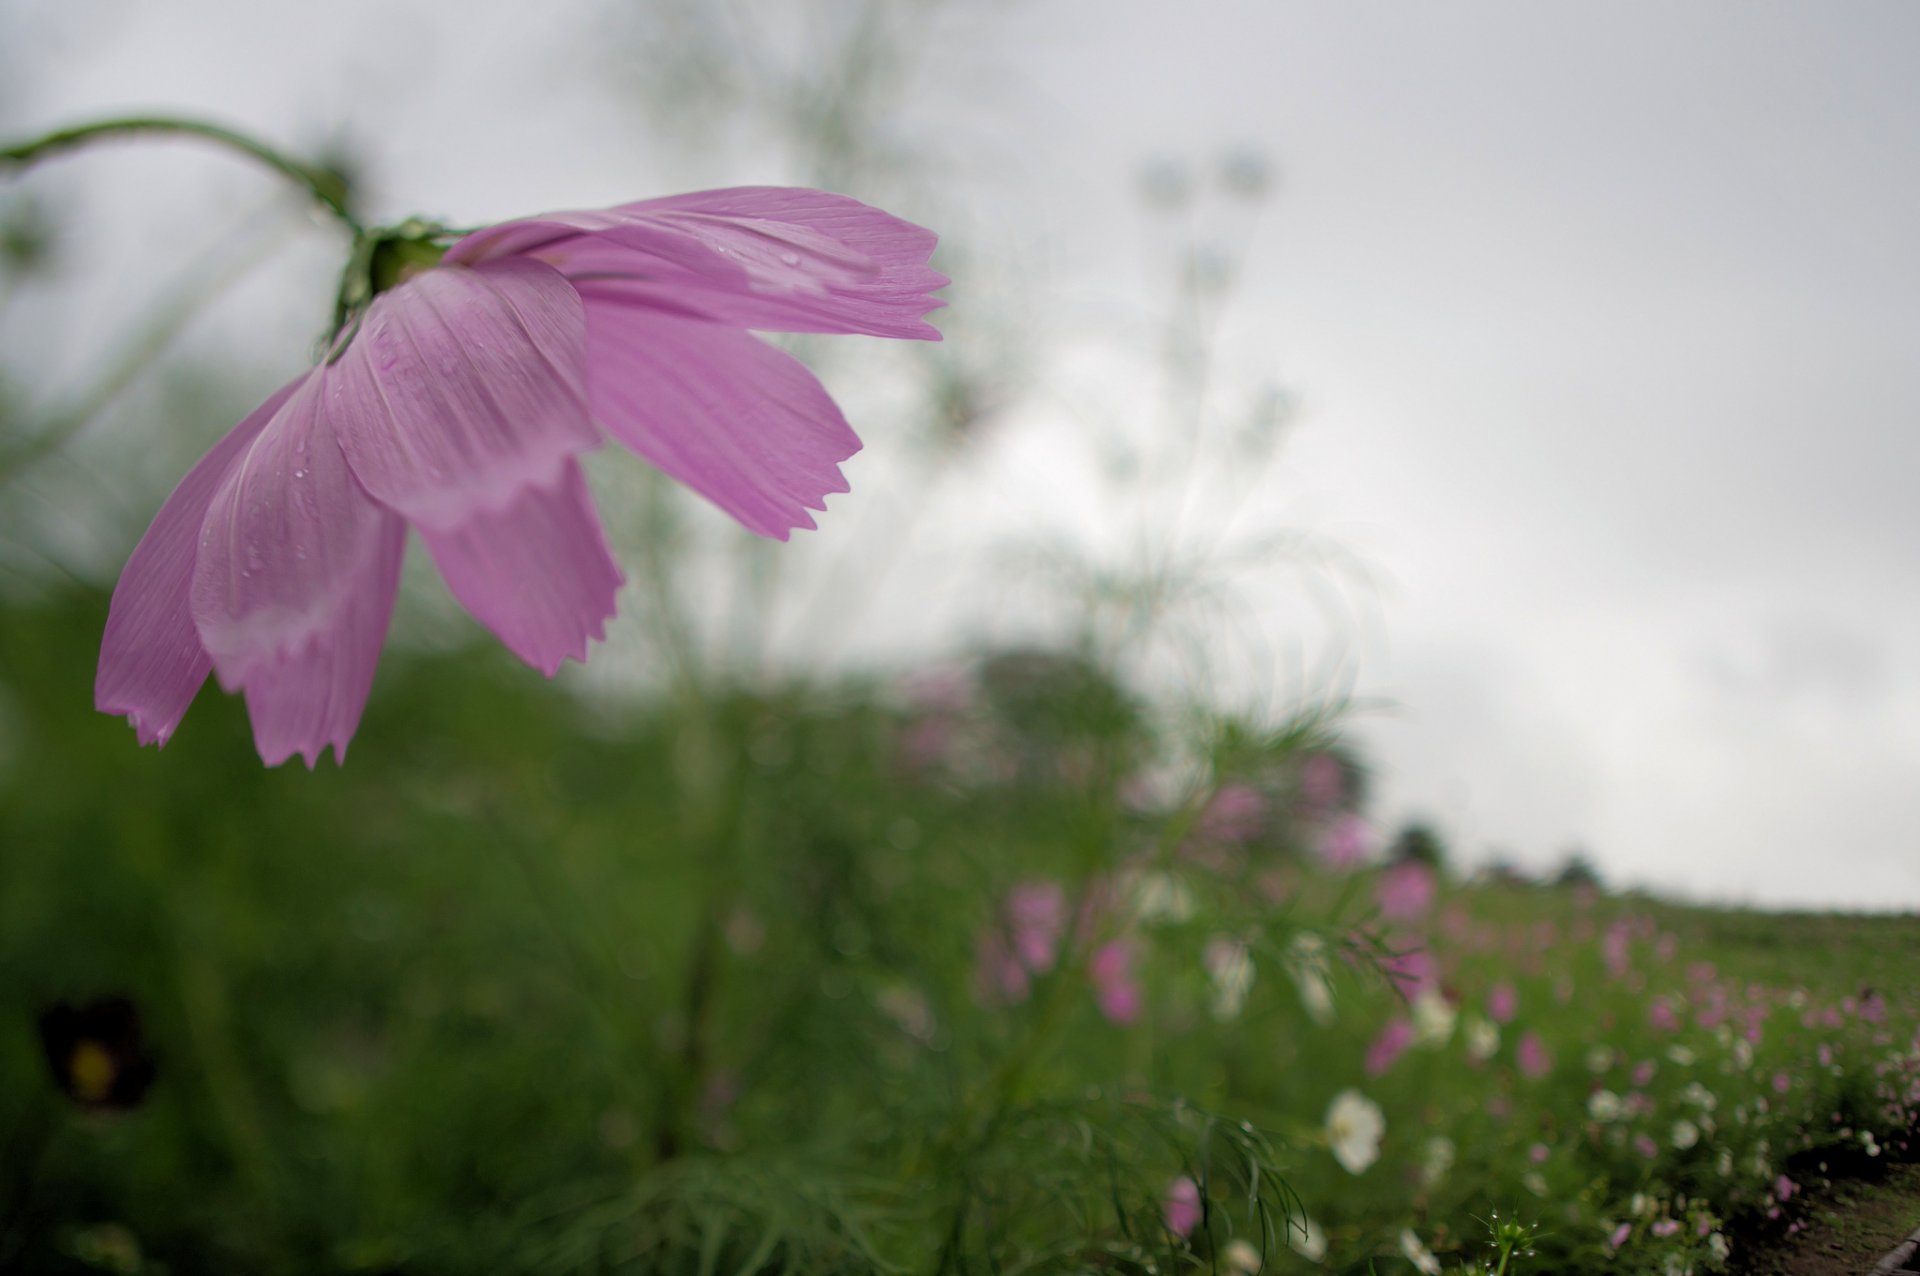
1741;1161;1920;1276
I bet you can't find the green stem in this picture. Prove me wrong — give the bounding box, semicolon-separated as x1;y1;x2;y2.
0;115;360;235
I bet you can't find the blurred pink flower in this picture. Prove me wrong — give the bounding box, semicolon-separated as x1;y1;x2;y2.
1608;1223;1631;1252
1318;813;1373;868
1486;982;1518;1024
1162;1175;1202;1238
1377;860;1436;920
1380;942;1439;1000
1650;1219;1679;1237
97;188;945;765
1648;998;1680;1033
1006;882;1067;972
1775;1175;1797;1202
1299;752;1344;811
1772;1070;1791;1094
1090;940;1143;1025
1196;783;1265;844
1365;1016;1416;1077
1515;1030;1552;1079
1635;1133;1660;1159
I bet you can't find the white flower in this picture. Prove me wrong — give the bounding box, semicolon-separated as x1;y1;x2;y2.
1666;1045;1696;1066
1732;1038;1754;1070
1412;989;1456;1046
1289;1215;1327;1262
1523;1171;1549;1197
1221;1239;1264;1275
1206;936;1255;1021
1325;1088;1386;1174
1586;1044;1616;1073
1588;1089;1624;1122
1680;1081;1717;1111
1707;1233;1730;1262
1671;1119;1700;1150
1132;871;1196;924
1399;1229;1442;1275
1715;1147;1734;1177
1464;1015;1500;1063
1287;933;1336;1026
1419;1135;1455;1190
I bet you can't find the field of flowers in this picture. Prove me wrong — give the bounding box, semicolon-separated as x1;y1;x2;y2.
3;593;1917;1276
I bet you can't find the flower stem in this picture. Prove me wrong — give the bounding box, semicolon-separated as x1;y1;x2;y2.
0;115;360;235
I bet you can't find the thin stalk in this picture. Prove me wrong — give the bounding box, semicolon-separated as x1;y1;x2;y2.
1;115;360;235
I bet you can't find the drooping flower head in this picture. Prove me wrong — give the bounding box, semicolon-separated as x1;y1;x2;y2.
96;189;945;765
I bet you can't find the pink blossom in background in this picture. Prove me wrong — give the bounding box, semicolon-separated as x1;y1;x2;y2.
1775;1175;1797;1202
1633;1060;1657;1087
1318;813;1373;868
1516;1030;1552;1079
1609;1223;1631;1252
1772;1071;1791;1094
1486;982;1518;1024
1090;940;1143;1025
1196;783;1265;844
1377;860;1436;920
1651;1219;1679;1237
1365;1017;1416;1077
1379;943;1439;1000
1006;882;1067;973
1528;1142;1550;1164
1162;1175;1202;1238
96;188;945;765
1635;1133;1660;1160
1649;998;1680;1033
1299;751;1344;811
1603;922;1632;977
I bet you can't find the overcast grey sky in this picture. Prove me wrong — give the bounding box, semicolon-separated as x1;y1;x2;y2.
5;1;1917;907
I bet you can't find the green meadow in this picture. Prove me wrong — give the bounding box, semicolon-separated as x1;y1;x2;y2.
3;594;1915;1275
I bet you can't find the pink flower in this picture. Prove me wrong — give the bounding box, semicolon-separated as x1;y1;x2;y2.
96;188;945;765
1608;1222;1631;1252
1365;1016;1416;1076
1318;813;1373;867
1006;882;1067;973
1377;860;1436;920
1162;1175;1202;1238
1299;751;1344;811
1515;1030;1552;1079
1195;783;1265;844
1090;940;1143;1025
1486;981;1518;1024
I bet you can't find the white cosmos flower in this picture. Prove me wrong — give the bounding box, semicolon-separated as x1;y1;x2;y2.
1419;1135;1456;1190
1132;871;1196;924
1412;989;1456;1046
1221;1239;1263;1275
1206;936;1255;1021
1671;1119;1700;1150
1464;1015;1500;1063
1588;1089;1624;1122
1325;1088;1386;1174
1399;1229;1442;1275
1288;1215;1327;1262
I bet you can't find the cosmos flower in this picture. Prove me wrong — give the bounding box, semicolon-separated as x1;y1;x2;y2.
96;188;945;765
1161;1175;1202;1238
1324;1087;1385;1174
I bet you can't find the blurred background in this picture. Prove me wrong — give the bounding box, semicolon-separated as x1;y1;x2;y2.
5;0;1918;905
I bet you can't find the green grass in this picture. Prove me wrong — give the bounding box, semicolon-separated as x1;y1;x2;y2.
3;593;1917;1275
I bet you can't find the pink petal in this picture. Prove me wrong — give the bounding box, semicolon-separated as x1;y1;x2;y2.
419;461;624;676
190;378;406;767
95;378;303;746
578;290;861;540
448;187;946;340
324;258;600;531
